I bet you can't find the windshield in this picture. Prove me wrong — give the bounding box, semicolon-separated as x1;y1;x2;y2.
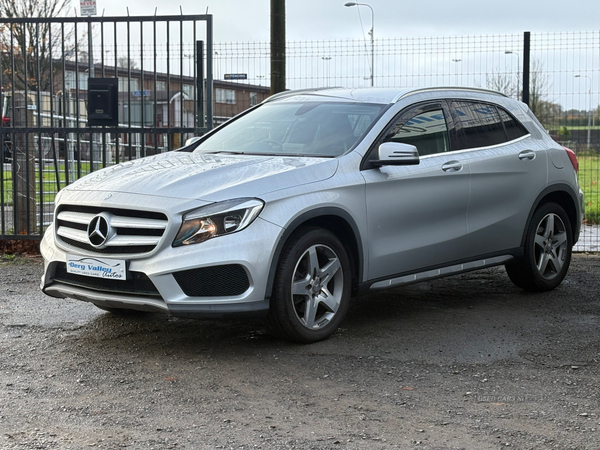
195;101;384;157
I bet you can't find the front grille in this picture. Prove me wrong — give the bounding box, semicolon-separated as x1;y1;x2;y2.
173;265;250;297
55;205;168;255
52;263;162;298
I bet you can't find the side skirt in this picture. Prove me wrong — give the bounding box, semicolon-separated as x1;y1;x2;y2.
363;254;516;292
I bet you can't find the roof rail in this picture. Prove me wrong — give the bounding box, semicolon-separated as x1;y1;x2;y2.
263;87;342;103
393;86;509;103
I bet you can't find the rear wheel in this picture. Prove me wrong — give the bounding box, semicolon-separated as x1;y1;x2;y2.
506;202;572;292
267;227;352;343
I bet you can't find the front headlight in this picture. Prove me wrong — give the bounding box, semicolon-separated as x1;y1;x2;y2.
172;198;264;247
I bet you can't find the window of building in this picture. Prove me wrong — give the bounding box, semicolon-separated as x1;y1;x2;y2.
118;77;140;92
250;92;258;106
64;71;76;89
216;88;236;104
155;80;166;91
182;84;194;99
78;72;88;90
120;101;154;126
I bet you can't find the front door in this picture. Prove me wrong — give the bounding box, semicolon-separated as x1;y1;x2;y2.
362;103;471;281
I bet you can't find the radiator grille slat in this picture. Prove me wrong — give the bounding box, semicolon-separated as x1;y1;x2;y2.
56;205;168;255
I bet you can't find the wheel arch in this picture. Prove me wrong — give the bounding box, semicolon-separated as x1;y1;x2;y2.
521;184;582;247
265;208;363;301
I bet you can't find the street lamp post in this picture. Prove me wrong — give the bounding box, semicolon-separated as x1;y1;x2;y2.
344;2;374;87
505;51;520;100
452;59;461;85
183;54;194;77
575;74;593;148
322;56;332;86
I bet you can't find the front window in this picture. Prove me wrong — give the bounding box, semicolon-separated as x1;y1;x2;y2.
194;101;384;157
384;108;450;156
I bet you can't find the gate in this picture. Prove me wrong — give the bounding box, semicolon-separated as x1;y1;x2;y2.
0;14;213;240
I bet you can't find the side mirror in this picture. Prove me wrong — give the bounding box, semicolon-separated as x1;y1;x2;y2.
185;137;201;146
371;142;420;167
174;136;202;153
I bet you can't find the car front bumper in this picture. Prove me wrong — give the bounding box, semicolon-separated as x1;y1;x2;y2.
40;213;283;319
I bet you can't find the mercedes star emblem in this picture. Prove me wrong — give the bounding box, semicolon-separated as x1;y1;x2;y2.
87;213;114;248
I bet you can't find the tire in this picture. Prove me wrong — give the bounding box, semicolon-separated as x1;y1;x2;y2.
266;227;352;344
506;202;573;292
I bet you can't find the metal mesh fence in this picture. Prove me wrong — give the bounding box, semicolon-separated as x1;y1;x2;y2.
2;30;599;251
211;32;600;251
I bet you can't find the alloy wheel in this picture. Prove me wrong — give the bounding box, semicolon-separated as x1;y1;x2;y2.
290;244;344;330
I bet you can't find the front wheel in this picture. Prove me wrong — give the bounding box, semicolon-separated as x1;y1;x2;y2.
506;202;573;292
267;227;352;343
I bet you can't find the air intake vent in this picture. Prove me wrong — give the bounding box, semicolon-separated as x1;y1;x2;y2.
173;265;250;297
52;262;162;299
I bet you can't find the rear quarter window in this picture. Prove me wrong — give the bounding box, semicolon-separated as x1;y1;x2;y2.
497;107;529;141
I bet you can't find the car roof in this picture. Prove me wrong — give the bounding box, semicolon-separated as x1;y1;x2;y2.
264;86;509;105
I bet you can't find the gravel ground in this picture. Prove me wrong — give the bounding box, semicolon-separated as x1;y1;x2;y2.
1;254;600;449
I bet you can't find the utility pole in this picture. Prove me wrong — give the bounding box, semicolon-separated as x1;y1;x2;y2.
270;0;286;95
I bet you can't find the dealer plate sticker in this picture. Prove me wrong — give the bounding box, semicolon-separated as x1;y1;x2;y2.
66;255;127;280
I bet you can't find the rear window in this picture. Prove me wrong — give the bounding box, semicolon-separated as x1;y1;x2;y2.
452;101;528;150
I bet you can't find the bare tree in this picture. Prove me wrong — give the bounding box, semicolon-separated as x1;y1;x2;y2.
117;55;138;70
528;60;551;117
486;59;561;128
485;71;518;98
0;0;71;91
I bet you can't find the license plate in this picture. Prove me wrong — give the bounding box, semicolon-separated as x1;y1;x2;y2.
66;255;127;280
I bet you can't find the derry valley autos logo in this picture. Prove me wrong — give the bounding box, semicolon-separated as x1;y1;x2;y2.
67;257;126;280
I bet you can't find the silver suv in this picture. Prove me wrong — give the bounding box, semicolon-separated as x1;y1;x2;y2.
40;87;583;343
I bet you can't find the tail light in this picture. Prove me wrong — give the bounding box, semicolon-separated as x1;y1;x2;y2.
563;146;578;173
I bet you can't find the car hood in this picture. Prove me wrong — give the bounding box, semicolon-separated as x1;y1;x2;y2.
65;152;338;201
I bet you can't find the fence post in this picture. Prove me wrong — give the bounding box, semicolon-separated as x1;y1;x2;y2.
12;93;37;234
270;0;286;95
522;31;530;106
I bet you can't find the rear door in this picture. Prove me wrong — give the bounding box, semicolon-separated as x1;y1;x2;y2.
449;100;547;256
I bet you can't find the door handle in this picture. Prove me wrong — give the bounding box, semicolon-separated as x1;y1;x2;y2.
442;161;463;172
518;150;536;161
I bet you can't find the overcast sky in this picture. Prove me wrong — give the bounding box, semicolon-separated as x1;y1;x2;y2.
93;0;598;42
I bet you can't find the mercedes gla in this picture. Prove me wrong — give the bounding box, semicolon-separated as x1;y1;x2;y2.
41;87;584;343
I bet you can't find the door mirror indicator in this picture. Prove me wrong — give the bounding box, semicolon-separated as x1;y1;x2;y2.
372;142;420;167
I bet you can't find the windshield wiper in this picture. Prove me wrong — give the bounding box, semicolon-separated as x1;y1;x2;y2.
202;151;245;155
